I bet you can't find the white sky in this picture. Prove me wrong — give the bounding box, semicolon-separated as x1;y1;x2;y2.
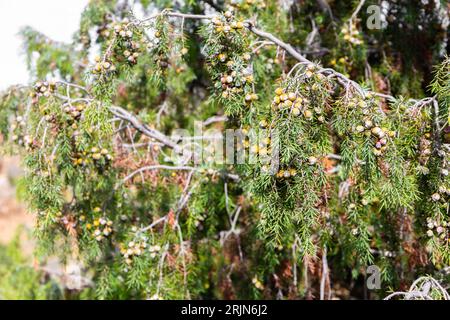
0;0;88;90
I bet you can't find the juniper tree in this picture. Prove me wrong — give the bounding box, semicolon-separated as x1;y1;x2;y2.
0;0;449;299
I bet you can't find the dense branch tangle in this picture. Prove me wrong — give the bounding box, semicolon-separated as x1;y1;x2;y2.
131;10;426;102
2;4;450;300
89;9;449;265
96;11;439;238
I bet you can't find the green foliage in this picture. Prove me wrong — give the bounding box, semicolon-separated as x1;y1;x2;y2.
0;0;449;300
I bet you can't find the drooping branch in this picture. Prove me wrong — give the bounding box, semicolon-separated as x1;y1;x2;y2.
50;88;184;154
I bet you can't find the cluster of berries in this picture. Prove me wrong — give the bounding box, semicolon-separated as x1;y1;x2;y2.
113;19;134;39
258;119;269;129
431;185;450;203
218;56;254;100
72;147;113;168
64;103;86;128
271;87;323;121
209;12;255;103
236;127;274;168
94;18;143;68
252;276;264;290
211;11;245;35
355;120;395;156
275;168;298;179
120;238;161;265
426;217;449;242
429;147;449;208
32;81;56;99
198;168;221;183
90;146;113;163
303;64;317;78
237;126;250;149
275;156;322;178
341;23;363;45
150;30;170;70
264;57;281;72
385;0;447;32
96;16;113;40
92;57;116;76
114;21;145;66
418;133;433;168
92;21;140;74
117;40;142;66
244;92;259;104
330;56;350;67
247;136;271;157
220;71;258;100
220;71;243;98
85;212;114;241
120;239;147;265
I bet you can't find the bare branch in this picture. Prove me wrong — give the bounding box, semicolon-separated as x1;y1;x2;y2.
123;165;197;182
203;115;228;126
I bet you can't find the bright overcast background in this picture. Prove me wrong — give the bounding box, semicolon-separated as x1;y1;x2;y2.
0;0;88;90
